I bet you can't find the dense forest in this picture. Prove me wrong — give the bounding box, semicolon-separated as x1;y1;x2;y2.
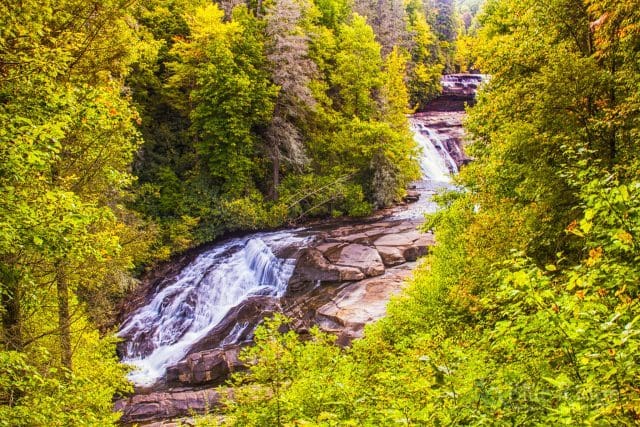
2;0;639;425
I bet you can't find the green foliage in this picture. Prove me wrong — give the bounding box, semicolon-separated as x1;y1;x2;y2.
0;345;129;426
0;0;154;422
129;0;440;248
223;315;346;426
167;4;277;196
332;14;383;119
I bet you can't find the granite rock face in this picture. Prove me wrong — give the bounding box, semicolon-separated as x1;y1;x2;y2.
288;220;430;292
283;219;433;344
314;264;415;344
165;346;243;388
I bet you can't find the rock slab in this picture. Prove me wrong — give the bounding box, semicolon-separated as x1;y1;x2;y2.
115;389;225;425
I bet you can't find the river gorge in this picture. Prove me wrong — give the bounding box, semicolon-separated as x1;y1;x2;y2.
115;73;485;425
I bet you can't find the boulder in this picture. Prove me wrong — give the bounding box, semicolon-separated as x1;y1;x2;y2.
288;248;340;291
414;234;434;257
375;246;406;267
322;243;347;263
340;266;366;281
338;232;372;245
315;242;346;257
115;389;224;425
166;346;242;387
336;244;385;277
403;191;420;203
288;248;365;292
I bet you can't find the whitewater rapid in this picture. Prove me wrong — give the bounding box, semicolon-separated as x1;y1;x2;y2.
119;231;311;386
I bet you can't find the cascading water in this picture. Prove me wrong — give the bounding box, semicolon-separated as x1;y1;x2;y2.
119;231;311;386
390;118;460;220
441;73;488;96
411;121;458;181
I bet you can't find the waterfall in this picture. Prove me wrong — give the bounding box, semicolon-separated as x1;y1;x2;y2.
118;231;310;386
411;121;457;182
441;73;489;94
389;119;459;221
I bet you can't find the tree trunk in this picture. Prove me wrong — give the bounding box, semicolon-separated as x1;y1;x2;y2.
272;148;280;202
56;264;73;371
1;263;23;351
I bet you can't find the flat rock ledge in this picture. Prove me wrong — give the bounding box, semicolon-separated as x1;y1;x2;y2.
115;389;228;426
288;220;433;293
314;263;416;344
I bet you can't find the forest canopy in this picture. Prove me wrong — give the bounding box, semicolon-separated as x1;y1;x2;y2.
5;0;637;425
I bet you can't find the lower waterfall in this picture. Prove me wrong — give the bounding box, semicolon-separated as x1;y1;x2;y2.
118;231;311;386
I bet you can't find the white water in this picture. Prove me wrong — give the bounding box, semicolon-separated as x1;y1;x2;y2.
119;231;310;386
441;73;489;93
412;121;458;182
411;120;458;182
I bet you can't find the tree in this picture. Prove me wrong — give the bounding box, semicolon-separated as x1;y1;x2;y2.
167;4;277;197
332;14;383;119
263;0;318;200
0;0;152;422
405;4;444;109
353;0;411;56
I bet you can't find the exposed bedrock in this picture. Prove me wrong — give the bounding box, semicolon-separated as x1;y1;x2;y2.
115;389;227;426
284;220;433;345
116;219;435;424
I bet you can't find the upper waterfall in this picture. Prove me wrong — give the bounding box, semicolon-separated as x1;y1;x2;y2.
411;120;458;182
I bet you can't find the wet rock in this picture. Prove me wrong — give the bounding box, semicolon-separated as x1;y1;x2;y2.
403;191;420;203
187;296;280;355
166;346;242;388
288;248;366;292
289;248;339;287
